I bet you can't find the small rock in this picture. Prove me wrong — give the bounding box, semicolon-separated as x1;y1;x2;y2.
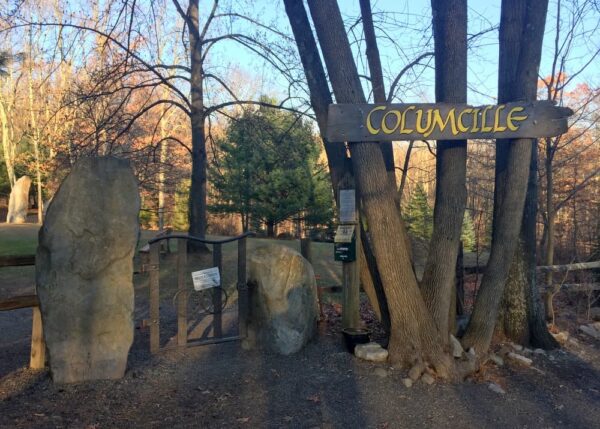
510;343;524;352
523;348;533;355
354;342;389;362
402;378;413;388
408;363;424;381
488;382;506;394
421;373;435;385
579;325;600;340
489;353;504;366
533;348;546;355
373;368;388;378
551;331;569;344
450;335;463;358
467;347;476;358
507;352;533;366
592;322;600;331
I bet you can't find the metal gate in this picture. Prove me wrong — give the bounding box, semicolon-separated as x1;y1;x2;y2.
145;233;252;354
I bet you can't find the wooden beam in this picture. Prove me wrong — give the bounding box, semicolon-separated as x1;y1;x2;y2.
0;255;36;267
0;294;39;311
537;260;600;272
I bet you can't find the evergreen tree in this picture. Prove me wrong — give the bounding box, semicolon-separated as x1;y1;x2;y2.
461;211;477;252
209;101;333;236
404;183;433;241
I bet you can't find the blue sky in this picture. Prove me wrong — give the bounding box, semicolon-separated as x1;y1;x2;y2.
210;0;598;106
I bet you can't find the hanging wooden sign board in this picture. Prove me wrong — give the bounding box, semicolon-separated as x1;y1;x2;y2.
326;100;572;142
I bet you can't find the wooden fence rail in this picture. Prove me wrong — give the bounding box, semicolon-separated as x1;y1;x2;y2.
0;254;45;369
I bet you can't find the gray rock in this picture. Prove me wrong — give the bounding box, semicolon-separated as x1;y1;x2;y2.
6;176;31;223
450;335;463;358
510;343;524;352
421;373;435;385
533;348;546;355
373;367;388;378
579;324;600;340
488;382;506;394
408;362;425;381
246;244;319;355
489;353;504;366
402;378;413;388
507;352;533;366
36;157;140;383
355;342;388;362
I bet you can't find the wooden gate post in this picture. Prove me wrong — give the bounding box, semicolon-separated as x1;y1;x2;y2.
237;236;248;338
177;238;188;347
213;243;223;337
149;242;160;354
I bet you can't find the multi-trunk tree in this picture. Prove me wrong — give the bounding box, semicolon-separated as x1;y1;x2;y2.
285;0;554;379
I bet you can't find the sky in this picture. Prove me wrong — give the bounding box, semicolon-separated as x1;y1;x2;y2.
209;0;599;107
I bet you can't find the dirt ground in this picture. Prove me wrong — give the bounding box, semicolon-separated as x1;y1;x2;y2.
2;299;600;429
1;225;600;428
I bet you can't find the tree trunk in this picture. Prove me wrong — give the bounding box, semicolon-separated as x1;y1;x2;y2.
266;221;275;238
420;0;468;341
462;0;550;354
544;137;556;320
359;0;396;191
0;99;16;188
284;0;389;328
494;0;558;348
307;0;450;373
187;0;208;246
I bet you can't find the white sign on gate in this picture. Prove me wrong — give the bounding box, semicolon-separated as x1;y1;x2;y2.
191;267;221;291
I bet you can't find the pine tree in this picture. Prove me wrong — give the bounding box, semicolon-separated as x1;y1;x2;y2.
404;183;433;241
461;211;477;251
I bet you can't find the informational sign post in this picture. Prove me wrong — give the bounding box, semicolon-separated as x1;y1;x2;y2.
339;190;356;223
336;173;360;330
191;267;221;291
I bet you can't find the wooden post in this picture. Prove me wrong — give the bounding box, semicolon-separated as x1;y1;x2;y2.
29;306;45;369
300;237;312;263
213;243;223;337
149;242;160;354
237;237;248;338
339;174;361;330
456;241;465;316
177;238;188;347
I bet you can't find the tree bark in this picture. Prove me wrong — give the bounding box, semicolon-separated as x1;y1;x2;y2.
284;0;389;329
494;0;558;348
359;0;396;190
188;0;208;246
420;0;468;341
307;0;450;373
462;0;550;354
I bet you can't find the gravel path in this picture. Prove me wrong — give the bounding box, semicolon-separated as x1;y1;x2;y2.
2;309;600;429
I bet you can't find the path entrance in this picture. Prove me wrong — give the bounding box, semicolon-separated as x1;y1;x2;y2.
144;233;253;354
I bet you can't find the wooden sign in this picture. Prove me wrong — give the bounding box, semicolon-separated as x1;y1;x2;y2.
326;100;572;142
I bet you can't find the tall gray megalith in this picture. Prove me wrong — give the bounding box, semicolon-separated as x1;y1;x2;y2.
36;157;140;383
6;176;31;223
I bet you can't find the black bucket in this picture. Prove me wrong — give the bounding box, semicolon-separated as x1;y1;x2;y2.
342;328;371;353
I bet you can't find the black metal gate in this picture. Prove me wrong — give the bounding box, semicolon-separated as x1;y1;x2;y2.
145;233;252;354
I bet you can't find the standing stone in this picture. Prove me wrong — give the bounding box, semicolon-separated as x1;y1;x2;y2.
244;244;319;355
36;157;140;383
6;176;31;223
